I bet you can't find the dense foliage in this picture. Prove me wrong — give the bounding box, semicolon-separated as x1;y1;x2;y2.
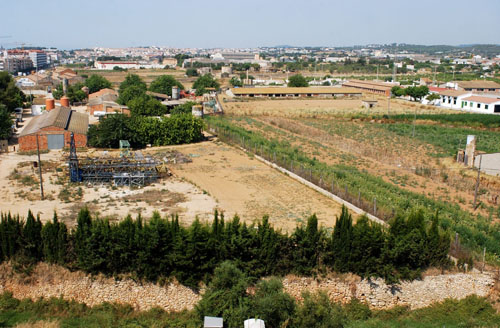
391;85;429;100
1;268;499;327
127;94;167;116
0;71;25;112
52;83;87;103
149;75;184;96
288;74;309;87
0;206;449;289
205;116;500;261
193;74;220;96
117;74;147;105
84;74;112;93
0;105;13;140
87;113;204;148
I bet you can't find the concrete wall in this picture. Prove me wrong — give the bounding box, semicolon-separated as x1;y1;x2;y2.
475;153;500;176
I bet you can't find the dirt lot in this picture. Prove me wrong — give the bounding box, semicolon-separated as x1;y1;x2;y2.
221;94;457;117
0;140;349;230
0;149;216;227
167;141;351;231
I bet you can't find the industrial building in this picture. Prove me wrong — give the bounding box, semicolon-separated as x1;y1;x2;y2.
19;107;89;151
342;80;395;97
229;87;362;98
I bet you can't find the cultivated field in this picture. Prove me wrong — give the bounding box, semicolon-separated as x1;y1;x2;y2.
210;96;500;261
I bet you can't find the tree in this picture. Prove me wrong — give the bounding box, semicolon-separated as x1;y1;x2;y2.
118;74;146;96
292;291;345;328
251;278;296;328
391;86;405;97
85;75;112;94
0;71;25;112
149;75;184;97
128;95;167;116
426;93;441;102
404;86;429;101
87;114;147;148
193;74;220;96
195;262;250;328
52;83;86;103
0;105;13;140
229;76;243;87
117;84;147;105
288;74;309;87
170;101;197;115
185;68;198;77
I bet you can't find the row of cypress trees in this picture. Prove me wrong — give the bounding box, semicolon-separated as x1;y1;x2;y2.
0;206;450;287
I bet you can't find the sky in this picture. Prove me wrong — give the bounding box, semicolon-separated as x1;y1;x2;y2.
1;0;500;49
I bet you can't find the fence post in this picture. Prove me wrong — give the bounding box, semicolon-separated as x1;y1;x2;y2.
373;198;377;215
332;179;334;193
345;185;348;197
358;191;361;205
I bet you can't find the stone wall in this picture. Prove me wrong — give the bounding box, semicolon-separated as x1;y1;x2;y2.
0;263;201;312
282;272;495;310
0;263;495;312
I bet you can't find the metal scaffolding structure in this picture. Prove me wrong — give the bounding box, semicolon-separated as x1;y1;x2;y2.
68;135;169;187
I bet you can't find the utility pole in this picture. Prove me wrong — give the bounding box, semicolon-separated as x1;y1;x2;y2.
473;155;482;209
412;108;416;137
433;65;437;85
387;96;391;116
376;64;379;81
36;134;44;200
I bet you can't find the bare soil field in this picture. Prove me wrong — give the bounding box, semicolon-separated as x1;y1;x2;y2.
0;149;216;227
221;94;457;117
0;139;349;230
167;140;352;231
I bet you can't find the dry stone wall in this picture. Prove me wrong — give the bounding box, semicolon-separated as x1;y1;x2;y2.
0;263;495;312
282;272;495;310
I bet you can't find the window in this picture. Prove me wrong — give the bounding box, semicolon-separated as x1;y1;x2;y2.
470;102;473;107
477;103;481;108
464;102;468;106
478;88;484;91
485;105;489;110
489;89;496;91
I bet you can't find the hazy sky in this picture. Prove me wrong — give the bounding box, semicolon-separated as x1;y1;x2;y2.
1;0;499;49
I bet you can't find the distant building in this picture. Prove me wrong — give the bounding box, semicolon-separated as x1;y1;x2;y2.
162;58;177;68
230;86;362;98
456;80;500;93
5;57;33;73
95;61;140;70
342;80;395;97
19;107;89;151
29;51;48;69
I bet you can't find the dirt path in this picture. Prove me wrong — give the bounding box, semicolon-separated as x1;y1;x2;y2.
170;140;352;231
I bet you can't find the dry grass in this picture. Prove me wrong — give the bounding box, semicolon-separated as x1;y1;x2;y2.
221;94;457;117
15;321;60;328
121;189;187;207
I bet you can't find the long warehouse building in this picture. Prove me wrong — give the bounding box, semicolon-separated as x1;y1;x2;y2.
342;80;396;97
230;87;362;98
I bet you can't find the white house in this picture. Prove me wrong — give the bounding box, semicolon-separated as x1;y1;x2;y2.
460;96;500;114
439;90;471;109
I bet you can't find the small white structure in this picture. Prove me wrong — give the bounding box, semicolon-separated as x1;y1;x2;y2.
244;319;265;328
204;316;223;328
